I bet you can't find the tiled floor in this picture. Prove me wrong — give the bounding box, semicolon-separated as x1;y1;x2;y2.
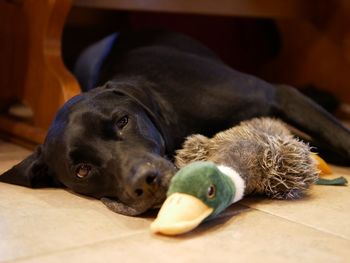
0;140;350;263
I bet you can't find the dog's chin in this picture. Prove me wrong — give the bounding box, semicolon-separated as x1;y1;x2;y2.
101;197;150;216
101;194;166;216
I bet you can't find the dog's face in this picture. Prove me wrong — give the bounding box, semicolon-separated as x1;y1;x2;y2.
0;83;176;215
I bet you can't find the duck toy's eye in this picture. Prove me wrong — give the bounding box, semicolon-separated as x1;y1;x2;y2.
207;185;216;199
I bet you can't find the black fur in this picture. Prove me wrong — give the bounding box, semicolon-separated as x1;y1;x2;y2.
1;30;350;215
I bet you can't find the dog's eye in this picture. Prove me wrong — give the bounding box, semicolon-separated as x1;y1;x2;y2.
116;115;128;129
76;164;92;179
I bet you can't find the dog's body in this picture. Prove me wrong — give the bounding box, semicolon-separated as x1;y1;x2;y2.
1;30;350;215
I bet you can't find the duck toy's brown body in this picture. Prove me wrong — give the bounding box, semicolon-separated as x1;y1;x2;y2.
176;117;319;199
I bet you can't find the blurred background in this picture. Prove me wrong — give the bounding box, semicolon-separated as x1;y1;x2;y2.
1;0;350;146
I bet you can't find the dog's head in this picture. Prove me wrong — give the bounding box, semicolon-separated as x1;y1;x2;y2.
0;80;177;215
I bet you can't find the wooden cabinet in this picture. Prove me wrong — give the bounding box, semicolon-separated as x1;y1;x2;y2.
0;0;80;146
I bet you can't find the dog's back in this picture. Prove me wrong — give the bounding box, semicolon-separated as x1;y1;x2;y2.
97;30;350;163
1;30;350;216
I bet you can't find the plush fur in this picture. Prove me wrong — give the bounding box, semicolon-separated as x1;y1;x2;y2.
175;118;319;199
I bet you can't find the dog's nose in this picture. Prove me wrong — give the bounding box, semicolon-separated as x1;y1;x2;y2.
132;166;160;198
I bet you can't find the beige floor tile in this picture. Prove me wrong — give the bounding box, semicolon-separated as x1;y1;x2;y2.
0;141;31;174
1;140;350;263
0;141;31;156
0;184;151;262
13;205;350;263
241;165;350;240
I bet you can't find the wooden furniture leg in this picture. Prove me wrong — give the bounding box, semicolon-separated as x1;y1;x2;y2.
0;0;80;146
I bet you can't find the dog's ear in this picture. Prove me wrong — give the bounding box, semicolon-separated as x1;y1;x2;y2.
0;146;59;188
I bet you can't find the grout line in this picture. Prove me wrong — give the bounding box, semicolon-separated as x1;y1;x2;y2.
2;206;350;262
0;230;149;263
223;201;350;241
247;206;350;241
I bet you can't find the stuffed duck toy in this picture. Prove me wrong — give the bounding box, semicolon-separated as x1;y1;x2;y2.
151;117;337;235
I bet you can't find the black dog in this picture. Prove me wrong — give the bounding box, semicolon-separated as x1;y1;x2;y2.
1;30;350;215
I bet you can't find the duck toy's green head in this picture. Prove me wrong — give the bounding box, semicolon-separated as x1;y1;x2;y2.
151;161;245;235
